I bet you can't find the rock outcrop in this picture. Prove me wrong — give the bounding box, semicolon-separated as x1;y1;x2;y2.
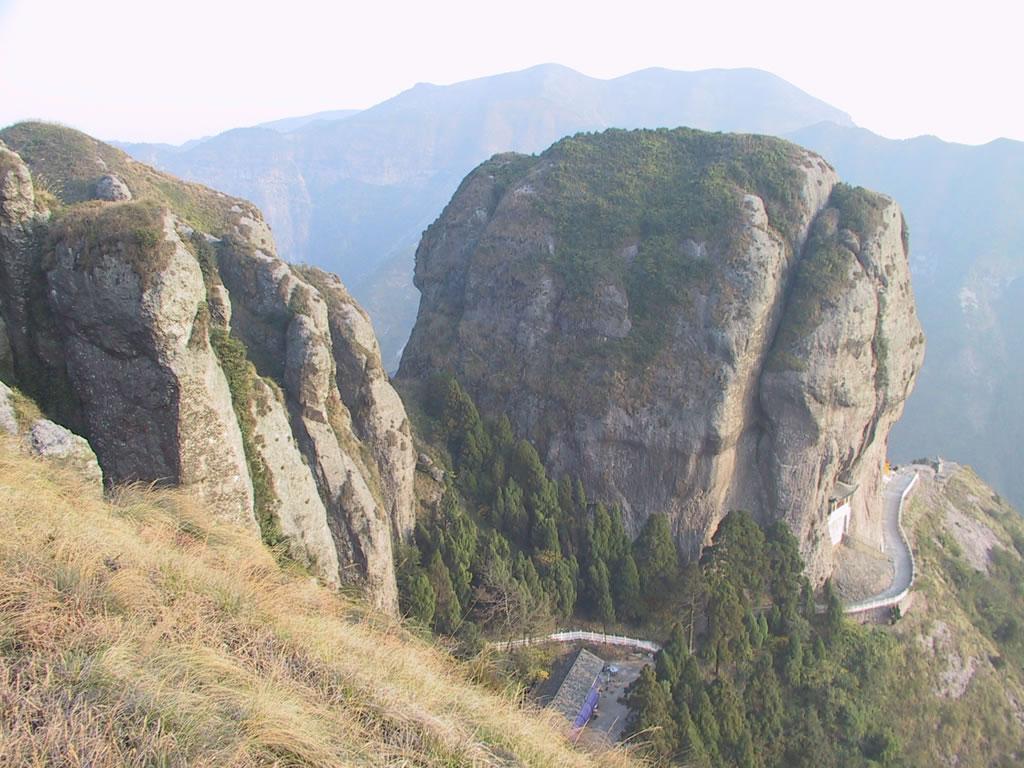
0;124;415;613
0;380;103;491
399;128;924;580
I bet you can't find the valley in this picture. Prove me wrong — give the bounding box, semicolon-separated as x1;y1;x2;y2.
0;112;1020;766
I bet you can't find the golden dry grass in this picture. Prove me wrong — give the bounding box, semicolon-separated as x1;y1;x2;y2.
0;438;639;768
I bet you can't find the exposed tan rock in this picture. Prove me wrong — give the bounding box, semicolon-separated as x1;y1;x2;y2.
297;266;417;545
217;235;400;613
94;174;132;202
0;129;412;613
400;129;923;580
248;376;341;587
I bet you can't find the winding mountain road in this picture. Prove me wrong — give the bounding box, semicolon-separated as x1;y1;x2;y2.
843;468;919;613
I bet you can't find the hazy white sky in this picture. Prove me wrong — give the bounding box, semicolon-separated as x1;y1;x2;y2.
0;0;1018;145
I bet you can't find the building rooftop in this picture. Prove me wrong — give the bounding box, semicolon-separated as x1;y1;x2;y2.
546;648;606;724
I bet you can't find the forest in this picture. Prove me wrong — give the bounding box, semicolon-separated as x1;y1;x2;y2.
400;375;905;767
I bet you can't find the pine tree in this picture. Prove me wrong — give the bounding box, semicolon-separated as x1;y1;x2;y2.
634;513;680;600
700;509;766;599
747;653;784;762
694;688;721;763
824;577;844;641
706;577;749;674
587;560;615;627
397;546;436;627
623;666;677;759
511;439;546;497
675;702;711;768
611;551;643;623
496;479;528;546
427;550;460;635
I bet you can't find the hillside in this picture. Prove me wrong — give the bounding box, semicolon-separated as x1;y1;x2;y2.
109;65;1024;517
0;122;417;613
0;435;636;767
611;462;1024;767
887;462;1024;764
398;127;922;582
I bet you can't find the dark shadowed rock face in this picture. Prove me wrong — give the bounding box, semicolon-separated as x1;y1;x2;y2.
399;128;923;580
0;126;416;613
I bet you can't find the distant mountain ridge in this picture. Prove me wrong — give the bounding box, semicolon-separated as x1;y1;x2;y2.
110;63;853;355
109;63;1024;510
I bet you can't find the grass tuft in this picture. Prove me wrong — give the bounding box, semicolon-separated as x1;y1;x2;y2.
0;438;638;767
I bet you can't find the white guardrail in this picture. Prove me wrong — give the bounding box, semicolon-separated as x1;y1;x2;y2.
495;630;661;653
843;472;920;615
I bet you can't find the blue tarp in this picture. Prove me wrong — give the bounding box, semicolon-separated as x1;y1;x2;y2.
571;681;600;730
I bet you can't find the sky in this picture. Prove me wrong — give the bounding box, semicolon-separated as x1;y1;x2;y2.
0;0;1019;146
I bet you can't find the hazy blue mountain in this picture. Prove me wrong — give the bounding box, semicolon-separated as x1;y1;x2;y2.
788;122;1024;509
119;63;851;362
256;109;360;133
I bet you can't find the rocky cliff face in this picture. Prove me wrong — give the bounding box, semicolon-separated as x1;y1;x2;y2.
0;124;416;613
399;128;924;580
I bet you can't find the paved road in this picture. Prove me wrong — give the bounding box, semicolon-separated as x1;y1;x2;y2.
844;469;917;612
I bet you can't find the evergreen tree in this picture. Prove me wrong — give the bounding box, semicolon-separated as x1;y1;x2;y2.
511;439;547;497
396;547;436;627
747;653;784;762
427;550;460;635
700;509;766;599
765;520;805;611
694;688;721;763
496;479;528;546
824;577;844;640
709;677;749;765
781;631;804;686
675;703;711;768
611;551;643;623
634;513;680;600
490;415;515;454
587;560;615;627
547;557;577;617
655;648;679;686
623;666;677;760
532;514;560;555
706;577;749;674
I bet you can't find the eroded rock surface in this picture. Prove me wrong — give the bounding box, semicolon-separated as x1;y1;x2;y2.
0;126;414;613
400;128;924;579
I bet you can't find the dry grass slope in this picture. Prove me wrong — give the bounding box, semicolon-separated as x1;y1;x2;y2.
0;438;638;768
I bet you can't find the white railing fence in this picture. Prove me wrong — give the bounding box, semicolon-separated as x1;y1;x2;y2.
494;629;661;653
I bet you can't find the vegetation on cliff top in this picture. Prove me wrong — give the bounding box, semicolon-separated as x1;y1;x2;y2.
471;128;812;365
47;199;174;288
0;436;636;767
0;122;247;235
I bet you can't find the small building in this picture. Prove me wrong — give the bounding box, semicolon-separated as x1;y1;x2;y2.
827;480;858;546
545;648;606;731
